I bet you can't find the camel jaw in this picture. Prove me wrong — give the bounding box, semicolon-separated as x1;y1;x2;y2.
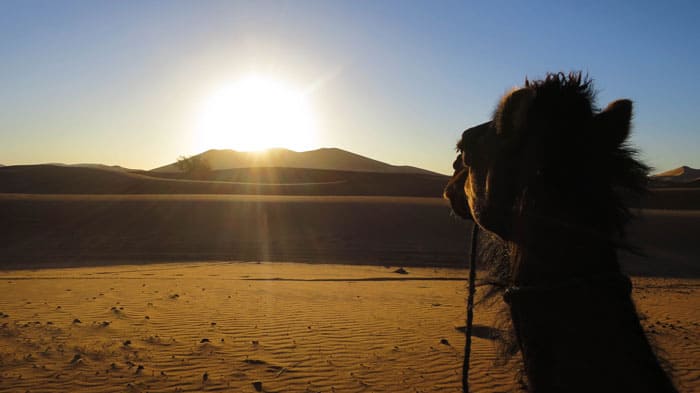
443;170;473;221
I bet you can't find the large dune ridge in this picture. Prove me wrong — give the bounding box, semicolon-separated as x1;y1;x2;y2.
0;165;448;197
650;166;700;189
152;147;440;175
1;164;699;209
652;166;700;182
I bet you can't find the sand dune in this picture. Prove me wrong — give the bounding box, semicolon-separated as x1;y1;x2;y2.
151;147;440;175
3;165;700;210
0;165;448;197
652;166;700;183
0;262;697;392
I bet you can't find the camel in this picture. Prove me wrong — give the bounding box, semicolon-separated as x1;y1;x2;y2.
444;72;678;392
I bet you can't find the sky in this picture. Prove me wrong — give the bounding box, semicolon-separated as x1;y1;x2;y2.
1;0;699;175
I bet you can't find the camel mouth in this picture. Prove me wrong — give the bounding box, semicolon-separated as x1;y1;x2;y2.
444;169;473;220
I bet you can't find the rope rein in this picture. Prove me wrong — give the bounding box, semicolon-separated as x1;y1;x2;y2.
462;223;479;393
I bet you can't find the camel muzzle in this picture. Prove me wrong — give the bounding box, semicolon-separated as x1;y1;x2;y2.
444;169;473;220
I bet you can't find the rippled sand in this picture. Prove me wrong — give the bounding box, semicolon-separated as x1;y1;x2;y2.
0;262;697;392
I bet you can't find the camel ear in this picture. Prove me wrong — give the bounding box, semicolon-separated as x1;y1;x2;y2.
496;88;536;137
594;99;632;148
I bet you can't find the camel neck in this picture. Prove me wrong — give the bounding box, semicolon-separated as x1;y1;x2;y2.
509;213;621;287
504;212;678;393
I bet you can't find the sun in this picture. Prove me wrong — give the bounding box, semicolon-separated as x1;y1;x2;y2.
195;75;317;152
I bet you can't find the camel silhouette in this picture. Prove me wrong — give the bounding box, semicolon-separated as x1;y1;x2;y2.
444;72;677;392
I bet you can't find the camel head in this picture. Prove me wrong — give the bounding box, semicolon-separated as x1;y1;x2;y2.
445;73;645;242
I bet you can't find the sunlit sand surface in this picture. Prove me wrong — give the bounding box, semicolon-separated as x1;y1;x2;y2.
0;262;698;392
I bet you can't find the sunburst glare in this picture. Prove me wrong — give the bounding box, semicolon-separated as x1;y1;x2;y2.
195;75;317;152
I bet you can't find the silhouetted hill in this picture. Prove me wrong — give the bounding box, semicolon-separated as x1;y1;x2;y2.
649;166;700;188
651;166;700;183
70;163;132;172
152;148;440;175
653;166;700;179
0;164;449;197
2;164;699;208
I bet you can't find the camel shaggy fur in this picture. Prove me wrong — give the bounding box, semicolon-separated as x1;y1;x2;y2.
444;72;677;392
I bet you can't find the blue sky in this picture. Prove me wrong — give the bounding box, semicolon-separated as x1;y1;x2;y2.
1;0;699;174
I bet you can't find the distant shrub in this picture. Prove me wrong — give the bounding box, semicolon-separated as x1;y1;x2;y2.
175;155;212;180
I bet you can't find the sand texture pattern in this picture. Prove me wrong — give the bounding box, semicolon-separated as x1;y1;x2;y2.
0;262;698;393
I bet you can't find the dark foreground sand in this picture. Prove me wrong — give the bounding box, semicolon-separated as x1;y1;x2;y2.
0;195;470;269
1;194;699;279
0;262;698;393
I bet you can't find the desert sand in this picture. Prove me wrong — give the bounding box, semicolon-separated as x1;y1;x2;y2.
0;195;470;269
0;262;698;393
2;194;700;276
0;165;449;197
2;164;699;209
1;194;698;392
